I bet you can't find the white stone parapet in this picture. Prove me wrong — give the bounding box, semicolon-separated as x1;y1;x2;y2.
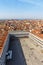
29;32;43;48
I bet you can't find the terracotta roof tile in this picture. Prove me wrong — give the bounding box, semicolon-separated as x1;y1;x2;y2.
0;30;8;55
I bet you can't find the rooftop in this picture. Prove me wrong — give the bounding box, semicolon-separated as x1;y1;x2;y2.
6;37;43;65
31;29;43;39
0;30;8;57
19;38;43;65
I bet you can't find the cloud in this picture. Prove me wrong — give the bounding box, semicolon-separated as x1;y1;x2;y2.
18;0;43;7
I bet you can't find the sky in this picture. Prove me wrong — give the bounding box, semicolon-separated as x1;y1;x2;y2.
0;0;43;19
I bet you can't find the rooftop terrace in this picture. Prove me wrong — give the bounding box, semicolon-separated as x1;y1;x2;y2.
6;36;43;65
0;31;43;65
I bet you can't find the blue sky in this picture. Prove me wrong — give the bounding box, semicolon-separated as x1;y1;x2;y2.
0;0;43;19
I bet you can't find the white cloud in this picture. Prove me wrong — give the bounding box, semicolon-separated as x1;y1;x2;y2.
18;0;43;7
